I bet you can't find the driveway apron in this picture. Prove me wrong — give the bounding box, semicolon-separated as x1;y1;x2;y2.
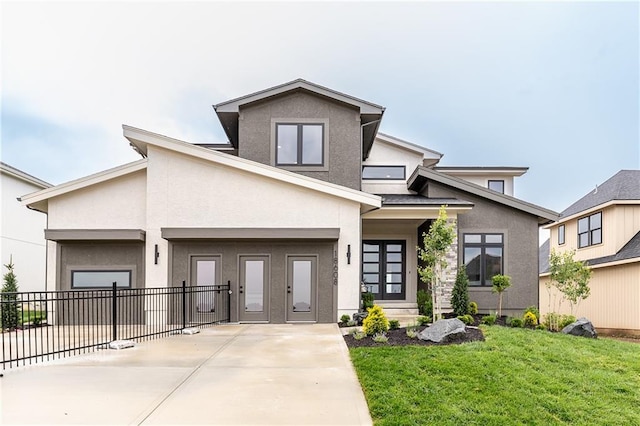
1;324;372;425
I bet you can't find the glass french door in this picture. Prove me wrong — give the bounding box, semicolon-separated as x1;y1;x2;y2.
239;256;270;322
286;256;317;321
190;256;221;319
362;241;405;300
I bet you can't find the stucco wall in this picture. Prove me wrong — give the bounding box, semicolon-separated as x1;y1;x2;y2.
362;139;424;195
425;182;540;316
237;91;362;190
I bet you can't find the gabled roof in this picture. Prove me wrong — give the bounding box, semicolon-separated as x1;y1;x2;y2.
539;238;550;274
213;79;385;158
408;166;559;225
374;133;443;161
561;170;640;218
587;231;640;267
1;162;52;189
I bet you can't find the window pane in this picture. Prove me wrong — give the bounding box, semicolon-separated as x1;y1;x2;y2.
386;273;403;283
386;284;402;294
292;260;312;312
363;273;379;284
578;217;589;233
363;243;379;252
387;253;402;262
558;225;565;245
363;263;379;273
579;233;589;248
277;125;298;164
386;263;402;273
464;247;481;285
301;125;323;165
386;244;402;252
488;180;505;193
464;234;482;244
196;260;216;285
244;260;264;312
363;253;379;262
366;284;379;294
362;166;406;180
72;271;130;288
591;229;602;245
485;234;503;244
485;247;503;284
590;212;601;230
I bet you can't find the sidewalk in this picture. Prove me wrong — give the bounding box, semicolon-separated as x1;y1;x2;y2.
1;324;372;425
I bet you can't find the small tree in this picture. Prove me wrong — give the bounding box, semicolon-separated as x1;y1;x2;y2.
491;274;511;317
1;257;20;330
417;206;456;321
451;264;470;316
362;305;389;336
549;249;592;315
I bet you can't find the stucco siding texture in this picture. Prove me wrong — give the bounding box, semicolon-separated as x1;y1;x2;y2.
170;241;335;324
425;182;540;315
238;91;362;190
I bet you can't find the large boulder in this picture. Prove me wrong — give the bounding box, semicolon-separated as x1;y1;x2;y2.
418;318;466;343
562;317;597;338
352;311;368;325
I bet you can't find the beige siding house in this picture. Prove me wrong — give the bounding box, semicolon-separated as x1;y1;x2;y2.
540;170;640;336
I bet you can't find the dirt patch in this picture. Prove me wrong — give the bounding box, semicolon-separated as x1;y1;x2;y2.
344;326;485;349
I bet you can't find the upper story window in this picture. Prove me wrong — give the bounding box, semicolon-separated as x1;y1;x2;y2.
362;165;406;180
488;180;505;193
276;123;324;166
578;211;602;248
558;224;565;245
463;233;503;286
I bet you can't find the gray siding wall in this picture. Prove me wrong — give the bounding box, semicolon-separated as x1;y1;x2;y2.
425;182;540;316
170;241;336;323
238;91;362;190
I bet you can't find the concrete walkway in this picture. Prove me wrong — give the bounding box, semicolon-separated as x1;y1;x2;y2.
1;324;372;425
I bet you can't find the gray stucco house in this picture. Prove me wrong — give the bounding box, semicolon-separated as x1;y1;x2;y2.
22;79;558;322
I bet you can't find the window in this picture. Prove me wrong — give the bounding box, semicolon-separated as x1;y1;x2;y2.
276;123;324;166
362;165;406;180
488;180;505;193
71;270;131;289
463;234;503;286
578;212;602;248
362;240;405;300
558;225;565;245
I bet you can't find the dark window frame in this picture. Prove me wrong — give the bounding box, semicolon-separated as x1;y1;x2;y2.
488;180;505;193
71;269;132;289
558;224;565;245
362;240;406;300
463;233;504;287
275;123;325;166
362;165;406;180
577;211;602;248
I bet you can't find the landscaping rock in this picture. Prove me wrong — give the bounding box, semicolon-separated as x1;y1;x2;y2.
562;317;597;338
352;312;368;325
418;318;466;343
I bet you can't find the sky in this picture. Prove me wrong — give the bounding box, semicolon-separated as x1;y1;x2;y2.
2;1;639;218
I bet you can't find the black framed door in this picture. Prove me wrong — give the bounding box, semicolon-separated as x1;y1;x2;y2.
362;240;406;300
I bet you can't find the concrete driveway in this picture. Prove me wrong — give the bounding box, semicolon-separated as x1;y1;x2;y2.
1;324;372;425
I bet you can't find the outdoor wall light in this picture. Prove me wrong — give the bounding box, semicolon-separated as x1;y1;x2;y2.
154;244;159;265
347;244;351;264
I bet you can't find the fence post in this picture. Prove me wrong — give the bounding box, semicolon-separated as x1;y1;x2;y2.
227;280;231;323
182;280;186;330
112;282;117;341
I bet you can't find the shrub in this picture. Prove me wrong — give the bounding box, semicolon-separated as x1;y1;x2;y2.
536;324;547;331
340;314;351;324
417;289;432;317
1;259;20;331
491;274;512;317
346;320;357;327
417;316;431;326
481;315;497;326
524;306;540;320
559;315;577;329
406;327;418;338
362;292;375;310
543;312;561;331
468;301;478;315
372;333;389;343
508;317;523;328
523;311;538;327
451;265;470;316
457;314;474;325
389;319;400;330
352;330;365;340
362;305;389;336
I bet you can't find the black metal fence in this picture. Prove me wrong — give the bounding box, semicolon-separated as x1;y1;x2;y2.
1;282;230;370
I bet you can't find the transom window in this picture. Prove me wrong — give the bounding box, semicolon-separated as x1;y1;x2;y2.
276;123;324;166
558;224;565;245
488;180;505;193
71;270;131;289
463;234;503;286
362;165;406;180
578;212;602;248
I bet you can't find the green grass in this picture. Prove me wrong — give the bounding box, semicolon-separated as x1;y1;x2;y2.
20;310;47;325
349;326;640;425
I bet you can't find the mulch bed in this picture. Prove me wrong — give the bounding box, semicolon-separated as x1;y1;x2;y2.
344;326;485;348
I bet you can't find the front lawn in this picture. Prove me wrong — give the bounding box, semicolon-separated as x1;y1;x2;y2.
349;326;640;425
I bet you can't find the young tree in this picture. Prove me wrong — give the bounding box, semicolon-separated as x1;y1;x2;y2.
451;264;470;316
1;257;20;330
549;249;592;315
491;274;511;317
418;206;456;321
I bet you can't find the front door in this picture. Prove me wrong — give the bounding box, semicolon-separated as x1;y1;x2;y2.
190;256;221;321
286;256;317;322
362;240;406;300
239;256;270;322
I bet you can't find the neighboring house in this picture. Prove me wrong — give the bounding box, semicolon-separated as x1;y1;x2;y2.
540;170;640;336
1;162;51;292
21;79;557;323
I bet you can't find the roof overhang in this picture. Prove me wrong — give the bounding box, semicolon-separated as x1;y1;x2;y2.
543;200;640;229
1;162;52;189
408;166;559;225
162;227;339;241
434;166;528;177
45;229;146;242
362;205;473;220
374;133;443;162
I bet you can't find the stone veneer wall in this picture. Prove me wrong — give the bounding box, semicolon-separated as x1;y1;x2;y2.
439;219;458;311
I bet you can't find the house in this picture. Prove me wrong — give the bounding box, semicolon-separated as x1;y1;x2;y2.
540;170;640;336
20;79;558;323
1;162;51;292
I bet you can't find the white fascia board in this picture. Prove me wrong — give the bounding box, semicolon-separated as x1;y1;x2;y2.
362;205;473;220
123;125;382;209
375;133;443;159
540;256;639;275
544;200;640;228
1;162;52;189
436;167;529;177
20;160;148;208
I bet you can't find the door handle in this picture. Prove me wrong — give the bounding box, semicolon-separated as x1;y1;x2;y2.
239;285;244;294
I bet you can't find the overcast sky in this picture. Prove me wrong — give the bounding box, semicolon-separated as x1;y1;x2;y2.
2;1;638;215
